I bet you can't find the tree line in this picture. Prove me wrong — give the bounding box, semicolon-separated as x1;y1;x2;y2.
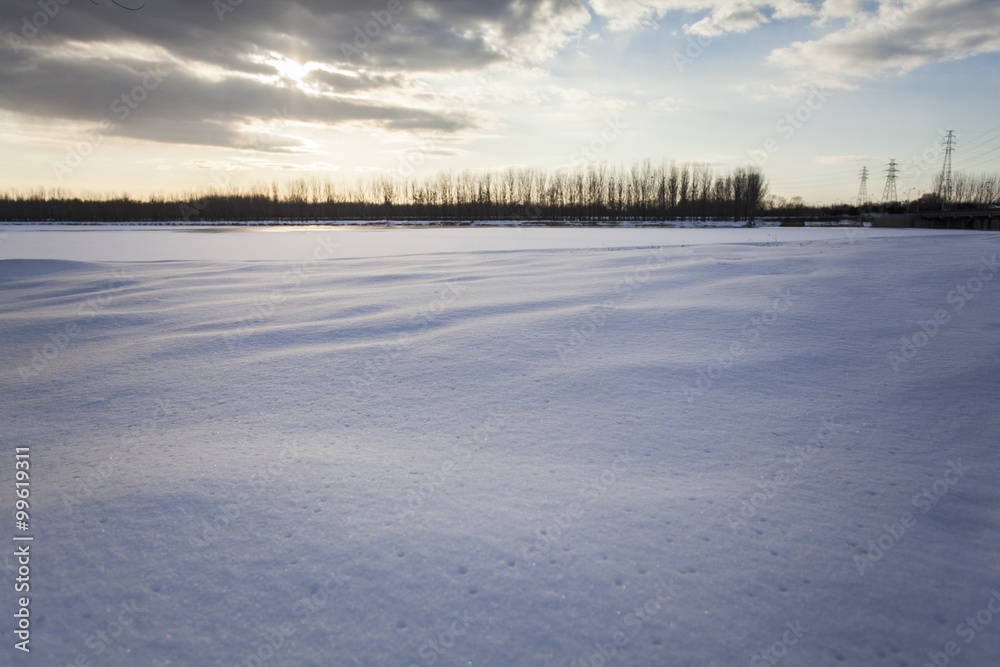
3;162;994;223
0;161;771;223
932;171;1000;209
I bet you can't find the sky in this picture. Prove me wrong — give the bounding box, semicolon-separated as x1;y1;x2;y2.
1;0;999;204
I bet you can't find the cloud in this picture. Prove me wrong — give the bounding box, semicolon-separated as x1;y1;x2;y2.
768;0;1000;87
0;42;479;151
586;0;812;33
185;158;341;173
648;96;689;112
685;5;769;37
814;155;875;165
1;0;997;160
815;0;865;23
0;0;593;150
305;69;412;95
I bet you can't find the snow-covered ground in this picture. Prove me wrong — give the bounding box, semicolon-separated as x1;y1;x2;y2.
0;224;948;262
1;228;998;666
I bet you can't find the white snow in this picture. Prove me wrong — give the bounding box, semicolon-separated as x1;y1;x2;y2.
0;224;952;262
1;227;999;666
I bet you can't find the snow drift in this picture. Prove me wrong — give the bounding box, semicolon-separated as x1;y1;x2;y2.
1;229;998;666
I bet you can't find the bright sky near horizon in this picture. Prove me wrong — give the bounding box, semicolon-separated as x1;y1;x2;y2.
1;0;998;205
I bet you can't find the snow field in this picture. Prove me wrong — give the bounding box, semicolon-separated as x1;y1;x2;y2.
0;230;998;666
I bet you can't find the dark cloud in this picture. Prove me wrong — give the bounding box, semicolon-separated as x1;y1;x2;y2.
0;0;577;149
306;69;410;94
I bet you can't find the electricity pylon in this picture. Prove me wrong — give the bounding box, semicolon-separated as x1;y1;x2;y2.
856;166;869;207
939;129;955;209
881;159;898;204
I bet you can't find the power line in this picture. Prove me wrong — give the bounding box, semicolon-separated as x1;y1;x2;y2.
956;140;1000;166
957;148;1000;172
959;121;1000;149
959;135;999;157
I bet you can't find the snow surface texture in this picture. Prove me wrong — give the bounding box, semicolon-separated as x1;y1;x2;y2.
0;225;949;262
1;230;999;666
